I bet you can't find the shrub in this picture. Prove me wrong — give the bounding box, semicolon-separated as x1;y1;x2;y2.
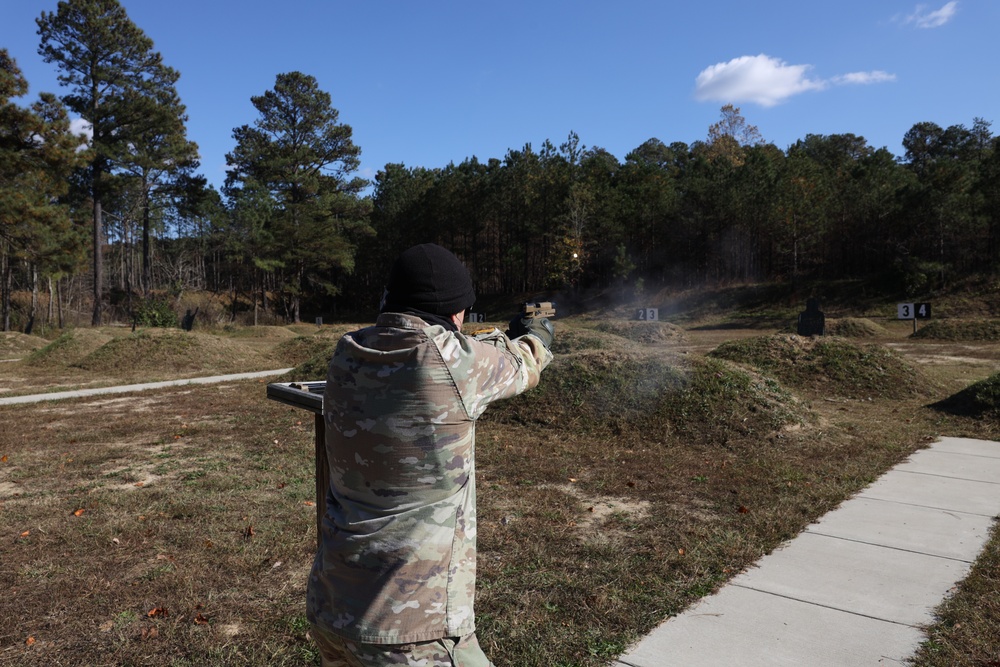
134;298;178;328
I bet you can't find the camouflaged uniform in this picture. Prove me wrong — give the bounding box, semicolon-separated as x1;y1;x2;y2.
307;312;551;647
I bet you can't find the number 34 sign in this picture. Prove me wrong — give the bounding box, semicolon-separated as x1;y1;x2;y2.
898;303;931;319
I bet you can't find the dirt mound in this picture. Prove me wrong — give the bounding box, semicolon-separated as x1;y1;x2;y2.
549;327;627;354
270;336;337;366
71;329;271;376
911;319;1000;341
0;332;49;360
592;320;687;345
932;372;1000;418
825;318;887;338
280;349;333;382
708;334;932;399
220;325;299;339
284;323;333;336
311;325;357;340
26;329;115;367
483;348;803;446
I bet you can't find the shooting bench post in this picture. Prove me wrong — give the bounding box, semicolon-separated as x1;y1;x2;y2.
266;381;328;541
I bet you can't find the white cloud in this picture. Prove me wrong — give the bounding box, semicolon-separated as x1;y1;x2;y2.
903;2;959;28
694;55;826;107
70;117;93;146
695;55;895;107
831;71;897;85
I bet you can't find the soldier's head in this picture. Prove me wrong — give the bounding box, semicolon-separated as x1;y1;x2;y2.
381;244;476;325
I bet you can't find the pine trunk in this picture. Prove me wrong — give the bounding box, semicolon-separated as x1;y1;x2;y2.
92;196;104;326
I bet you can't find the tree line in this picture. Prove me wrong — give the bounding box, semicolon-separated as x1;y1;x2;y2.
3;0;998;331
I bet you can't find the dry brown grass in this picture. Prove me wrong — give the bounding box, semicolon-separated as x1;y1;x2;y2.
1;317;999;666
0;333;48;360
1;382;319;666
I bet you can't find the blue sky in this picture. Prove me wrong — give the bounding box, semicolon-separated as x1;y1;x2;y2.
3;1;998;192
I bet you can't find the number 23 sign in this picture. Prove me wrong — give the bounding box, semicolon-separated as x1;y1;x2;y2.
898;303;931;319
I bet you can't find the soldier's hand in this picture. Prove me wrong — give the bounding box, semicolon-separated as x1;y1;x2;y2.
506;316;554;350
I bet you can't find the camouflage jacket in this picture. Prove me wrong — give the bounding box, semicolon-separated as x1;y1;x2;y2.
307;312;552;644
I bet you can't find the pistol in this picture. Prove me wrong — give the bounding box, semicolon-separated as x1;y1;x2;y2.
522;301;556;319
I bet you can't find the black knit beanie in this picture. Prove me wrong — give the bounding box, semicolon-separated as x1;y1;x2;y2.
382;244;476;316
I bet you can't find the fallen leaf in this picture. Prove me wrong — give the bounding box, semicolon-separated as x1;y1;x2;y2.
112;538;120;545
134;482;144;487
141;626;159;640
626;481;636;488
147;607;168;618
243;524;255;540
193;613;209;625
204;539;214;549
99;620;114;632
73;508;86;517
738;505;749;514
272;560;283;569
587;506;594;512
568;477;577;483
19;530;30;538
276;482;286;489
303;501;315;507
678;548;686;556
1;455;7;463
25;636;35;647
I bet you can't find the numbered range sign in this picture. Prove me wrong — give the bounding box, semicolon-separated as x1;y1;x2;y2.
897;303;932;320
635;308;659;321
467;312;485;323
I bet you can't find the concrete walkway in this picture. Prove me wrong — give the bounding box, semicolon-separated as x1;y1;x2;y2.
0;368;293;406
614;436;1000;667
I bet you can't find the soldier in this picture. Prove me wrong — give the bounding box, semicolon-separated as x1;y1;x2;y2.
307;243;553;666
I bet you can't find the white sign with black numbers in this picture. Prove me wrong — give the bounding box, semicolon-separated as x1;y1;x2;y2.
897;303;914;319
635;308;659;321
467;312;485;323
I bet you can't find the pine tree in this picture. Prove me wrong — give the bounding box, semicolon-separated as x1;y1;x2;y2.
37;0;190;323
0;49;87;331
225;72;371;322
